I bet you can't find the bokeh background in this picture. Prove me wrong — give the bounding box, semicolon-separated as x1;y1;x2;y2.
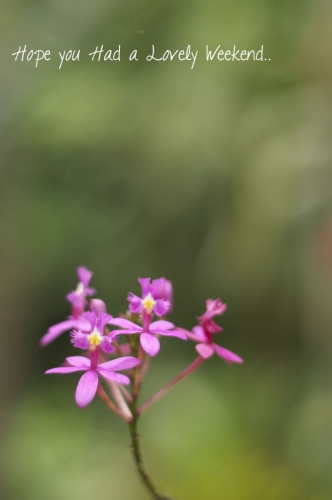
1;0;332;499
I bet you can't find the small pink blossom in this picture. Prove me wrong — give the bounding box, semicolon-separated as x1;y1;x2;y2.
40;266;95;347
71;311;114;354
184;299;243;364
66;266;96;318
46;355;140;408
128;278;170;319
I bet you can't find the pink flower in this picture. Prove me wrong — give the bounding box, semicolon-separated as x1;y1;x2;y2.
199;298;227;325
40;266;95;347
71;311;115;354
46;356;140;408
128;278;170;319
109;318;186;357
66;266;96;318
185;299;243;364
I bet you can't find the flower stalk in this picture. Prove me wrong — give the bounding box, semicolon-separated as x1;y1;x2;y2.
97;383;131;422
138;356;204;415
128;363;176;500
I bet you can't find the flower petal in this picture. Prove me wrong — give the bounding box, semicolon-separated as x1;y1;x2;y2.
111;329;142;336
97;312;113;332
138;278;151;297
75;370;98;408
39;319;77;346
108;318;141;330
154;329;187;340
213;344;243;364
150;320;174;331
204;319;222;334
196;343;214;359
140;333;160;356
152;278;173;311
192;325;206;340
127;293;142;313
153;299;170;317
45;366;87;374
77;266;93;287
205;299;227;317
81;311;96;330
97;368;130;385
101;337;115;354
75;317;91;332
99;356;141;371
66;356;90;368
71;331;90;350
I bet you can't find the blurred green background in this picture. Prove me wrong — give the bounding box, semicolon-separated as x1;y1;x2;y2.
1;0;332;499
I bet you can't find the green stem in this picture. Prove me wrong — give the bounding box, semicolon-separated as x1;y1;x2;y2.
128;395;176;500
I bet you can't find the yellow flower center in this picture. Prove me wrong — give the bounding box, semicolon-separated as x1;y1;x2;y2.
87;328;102;351
142;293;156;314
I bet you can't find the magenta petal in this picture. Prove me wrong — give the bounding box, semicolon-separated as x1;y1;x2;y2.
140;333;160;356
99;356;141;371
156;329;187;340
109;318;141;330
66;291;77;303
39;319;77;346
127;293;142;313
101;337;115;354
71;331;90;350
192;325;206;340
152;278;173;311
45;366;87;374
196;343;214;359
66;356;90;368
97;312;113;332
75;317;91;332
213;344;243;364
204;319;222;334
75;370;98;408
150;320;174;331
82;311;97;330
205;299;227;317
97;368;130;385
110;329;142;336
153;299;170;316
138;278;151;297
77;266;93;287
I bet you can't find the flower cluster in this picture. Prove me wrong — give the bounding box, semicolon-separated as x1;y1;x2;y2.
42;266;243;499
43;267;242;410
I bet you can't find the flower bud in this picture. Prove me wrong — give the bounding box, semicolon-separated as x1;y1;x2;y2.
90;298;107;314
154;278;173;313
